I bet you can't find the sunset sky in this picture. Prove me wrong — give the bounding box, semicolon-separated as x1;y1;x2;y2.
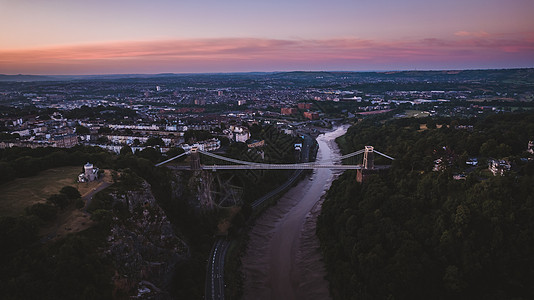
1;0;533;74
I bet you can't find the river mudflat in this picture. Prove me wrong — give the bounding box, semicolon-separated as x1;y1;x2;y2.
241;126;347;300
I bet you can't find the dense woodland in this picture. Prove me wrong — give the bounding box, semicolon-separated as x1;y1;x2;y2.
317;112;534;299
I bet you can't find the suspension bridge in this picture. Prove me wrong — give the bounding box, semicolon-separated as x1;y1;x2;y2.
155;144;394;300
155;145;394;171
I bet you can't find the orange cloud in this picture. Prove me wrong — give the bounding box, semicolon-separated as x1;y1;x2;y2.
1;35;533;74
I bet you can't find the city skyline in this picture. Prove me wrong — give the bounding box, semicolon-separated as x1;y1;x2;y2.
1;0;533;74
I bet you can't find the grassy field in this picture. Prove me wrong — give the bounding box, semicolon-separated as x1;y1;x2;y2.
0;166;81;217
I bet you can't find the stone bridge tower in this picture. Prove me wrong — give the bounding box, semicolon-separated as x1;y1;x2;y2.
190;146;201;170
363;145;374;169
357;145;377;183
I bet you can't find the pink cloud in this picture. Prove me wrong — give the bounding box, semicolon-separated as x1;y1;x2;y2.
454;31;491;38
0;34;533;74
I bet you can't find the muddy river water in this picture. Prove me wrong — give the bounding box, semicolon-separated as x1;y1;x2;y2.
241;126;348;300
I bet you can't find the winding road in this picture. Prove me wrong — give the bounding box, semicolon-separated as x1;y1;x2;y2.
206;238;230;300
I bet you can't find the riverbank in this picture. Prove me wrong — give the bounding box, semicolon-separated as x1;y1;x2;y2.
241;126;348;299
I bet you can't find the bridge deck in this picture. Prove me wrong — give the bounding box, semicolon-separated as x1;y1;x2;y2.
157;147;394;171
167;164;392;170
201;164;362;170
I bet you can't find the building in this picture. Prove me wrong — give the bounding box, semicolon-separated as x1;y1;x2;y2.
180;138;221;152
54;133;78;148
466;158;478;166
303;111;320;120
342;96;363;102
297;103;312;110
226;125;250;143
194;99;207;105
433;158;445;172
488;159;511;176
281;107;298;115
453;174;467;180
78;162;99;182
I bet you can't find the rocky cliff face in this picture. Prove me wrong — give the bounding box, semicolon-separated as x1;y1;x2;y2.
105;180;189;299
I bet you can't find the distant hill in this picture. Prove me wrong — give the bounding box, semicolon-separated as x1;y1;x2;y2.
0;73;192;82
0;74;58;82
1;69;532;83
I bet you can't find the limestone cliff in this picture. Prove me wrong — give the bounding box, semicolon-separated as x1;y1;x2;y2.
105;180;189;299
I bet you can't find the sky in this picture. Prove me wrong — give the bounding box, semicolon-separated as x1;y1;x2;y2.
0;0;533;75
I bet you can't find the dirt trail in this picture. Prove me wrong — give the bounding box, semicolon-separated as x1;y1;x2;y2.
242;127;347;300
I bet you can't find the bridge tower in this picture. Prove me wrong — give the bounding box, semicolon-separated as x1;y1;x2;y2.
357;146;377;183
190;146;201;171
190;147;244;209
363;146;374;169
190;146;213;209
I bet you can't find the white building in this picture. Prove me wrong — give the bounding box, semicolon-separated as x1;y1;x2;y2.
226;125;250;143
78;162;99;182
180;138;221;152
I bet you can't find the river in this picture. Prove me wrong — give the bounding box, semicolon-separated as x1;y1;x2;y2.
241;126;348;300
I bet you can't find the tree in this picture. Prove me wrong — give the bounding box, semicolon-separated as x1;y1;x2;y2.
75;125;90;135
0;216;37;255
96;136;108;144
47;193;70;209
97;126;112;134
495;143;512;157
120;145;133;156
0;162;15;183
184;130;213;142
165;147;185;161
426;119;437;129
75;198;85;209
90;209;112;227
26;203;57;222
144;137;165;147
138;147;161;162
219;136;230;147
0;133;19;141
87;193;114;212
60;186;81;200
443;265;465;292
249;123;262;139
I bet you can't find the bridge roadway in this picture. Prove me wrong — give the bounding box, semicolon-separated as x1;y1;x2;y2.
167;164;392;171
198;149;366;169
201;163;363;170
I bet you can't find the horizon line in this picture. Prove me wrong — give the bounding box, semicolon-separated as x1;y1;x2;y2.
1;67;532;78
